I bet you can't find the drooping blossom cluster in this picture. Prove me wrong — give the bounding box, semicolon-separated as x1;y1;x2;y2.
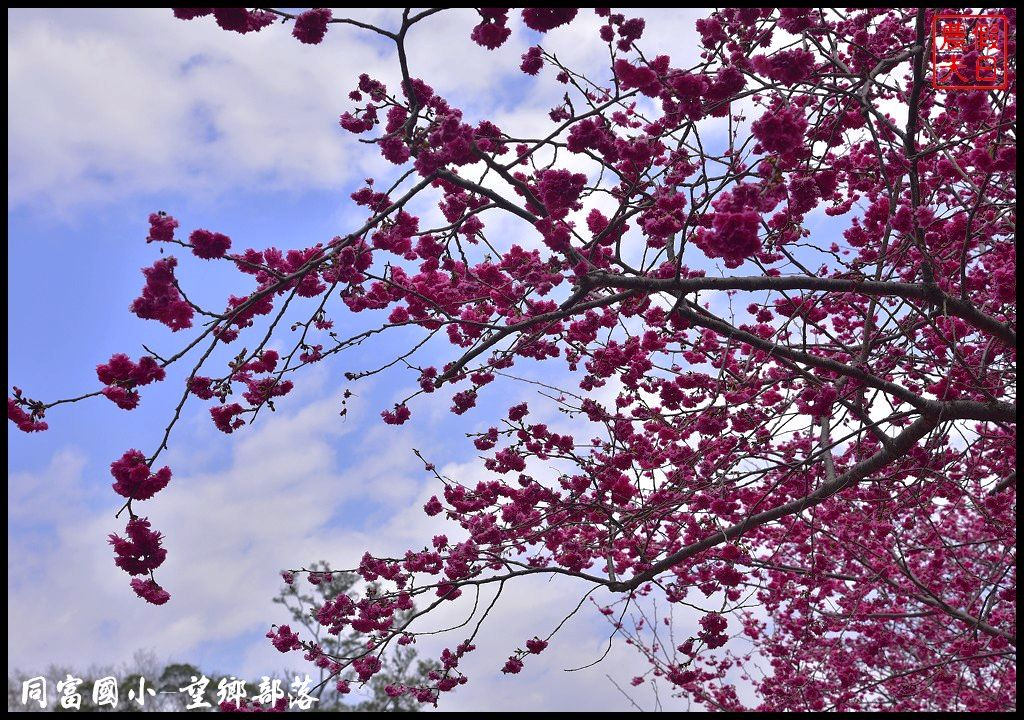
189;228;232;259
267;624;302;653
110;449;172;501
520;45;543;75
109;516;170;605
130;257;194;331
109;516;167;575
129;577;172;605
146;211;178;243
470;8;511;50
10;6;1017;713
104;447;174;605
96;353;166;410
292;8;332;45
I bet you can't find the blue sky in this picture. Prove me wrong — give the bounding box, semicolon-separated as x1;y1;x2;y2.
8;7;856;710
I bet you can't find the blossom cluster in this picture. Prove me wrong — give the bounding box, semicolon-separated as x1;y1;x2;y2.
96;353;166;410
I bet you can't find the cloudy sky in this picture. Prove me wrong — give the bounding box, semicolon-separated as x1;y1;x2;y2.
7;7;797;711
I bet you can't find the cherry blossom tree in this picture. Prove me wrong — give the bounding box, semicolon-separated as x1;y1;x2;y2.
9;7;1016;712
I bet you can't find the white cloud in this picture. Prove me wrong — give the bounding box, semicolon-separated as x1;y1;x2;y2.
8;8;721;216
9;8;371;212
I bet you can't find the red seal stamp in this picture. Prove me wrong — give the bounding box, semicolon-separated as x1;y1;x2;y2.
931;13;1009;90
